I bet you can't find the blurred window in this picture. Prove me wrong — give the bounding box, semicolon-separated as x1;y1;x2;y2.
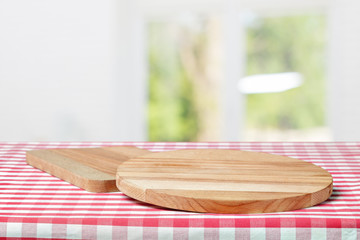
244;14;329;140
147;13;329;141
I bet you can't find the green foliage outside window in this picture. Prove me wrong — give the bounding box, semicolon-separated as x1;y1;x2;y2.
148;23;198;141
148;14;326;141
246;15;326;130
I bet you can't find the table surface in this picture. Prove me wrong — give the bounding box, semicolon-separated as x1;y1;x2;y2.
1;142;360;239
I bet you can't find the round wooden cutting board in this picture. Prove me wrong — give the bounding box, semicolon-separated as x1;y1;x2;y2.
116;149;333;214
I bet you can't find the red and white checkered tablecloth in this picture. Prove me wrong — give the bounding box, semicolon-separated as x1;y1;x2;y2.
0;142;360;239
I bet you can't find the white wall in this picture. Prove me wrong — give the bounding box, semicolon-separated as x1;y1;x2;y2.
0;0;146;141
327;0;360;141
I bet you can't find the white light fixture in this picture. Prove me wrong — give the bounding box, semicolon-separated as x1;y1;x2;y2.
238;72;303;94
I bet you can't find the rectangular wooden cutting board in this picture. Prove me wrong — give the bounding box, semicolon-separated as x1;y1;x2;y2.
26;146;150;192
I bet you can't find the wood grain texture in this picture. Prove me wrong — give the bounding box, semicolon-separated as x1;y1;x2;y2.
116;149;333;214
26;146;150;192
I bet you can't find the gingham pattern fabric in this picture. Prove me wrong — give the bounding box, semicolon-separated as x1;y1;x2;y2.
1;142;360;239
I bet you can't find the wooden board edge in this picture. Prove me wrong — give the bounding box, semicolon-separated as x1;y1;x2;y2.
311;180;333;206
116;175;146;201
144;189;314;214
26;150;118;193
136;183;333;214
116;178;313;213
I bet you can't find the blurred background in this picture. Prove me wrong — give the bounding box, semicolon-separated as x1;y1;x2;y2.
0;0;359;142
